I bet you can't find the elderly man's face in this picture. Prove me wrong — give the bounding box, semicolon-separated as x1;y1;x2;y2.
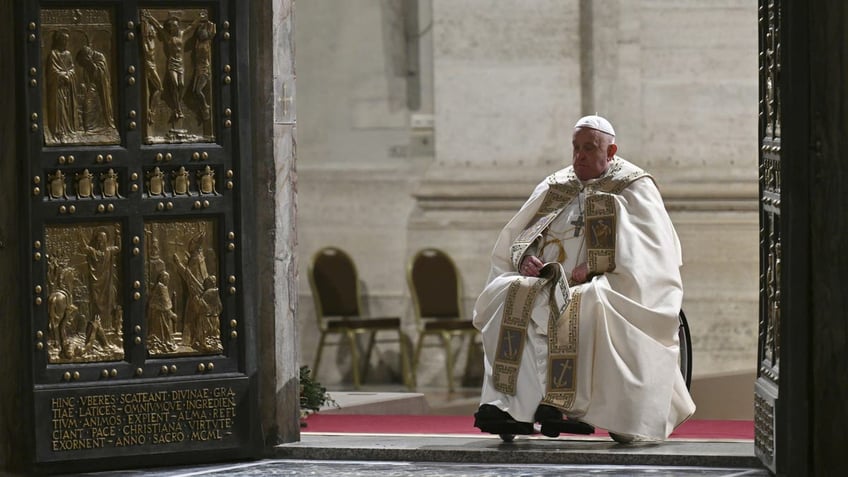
571;128;616;181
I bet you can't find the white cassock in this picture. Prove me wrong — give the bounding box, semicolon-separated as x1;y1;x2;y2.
473;157;695;440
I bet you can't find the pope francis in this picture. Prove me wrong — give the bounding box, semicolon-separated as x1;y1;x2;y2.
472;115;695;443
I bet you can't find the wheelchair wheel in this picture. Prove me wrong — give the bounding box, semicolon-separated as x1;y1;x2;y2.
678;310;692;390
499;434;515;442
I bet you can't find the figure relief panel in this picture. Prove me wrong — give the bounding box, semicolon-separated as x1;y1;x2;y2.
40;8;119;147
762;0;781;139
140;7;217;144
44;223;124;363
144;220;222;357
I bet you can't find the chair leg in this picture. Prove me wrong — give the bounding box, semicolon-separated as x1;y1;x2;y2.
345;329;361;389
399;329;414;390
413;332;426;388
440;331;455;393
361;331;377;384
313;331;328;380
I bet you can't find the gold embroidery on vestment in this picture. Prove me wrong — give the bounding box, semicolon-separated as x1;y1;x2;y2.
493;277;546;395
512;160;647;270
500;159;648;404
541;292;581;410
585;194;617;275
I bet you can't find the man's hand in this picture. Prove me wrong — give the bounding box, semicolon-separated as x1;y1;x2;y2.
571;263;589;284
520;255;544;277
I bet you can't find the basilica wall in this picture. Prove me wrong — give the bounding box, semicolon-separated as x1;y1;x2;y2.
294;0;759;416
586;1;760;380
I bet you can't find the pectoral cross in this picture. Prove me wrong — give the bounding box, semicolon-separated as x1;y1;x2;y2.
570;214;585;237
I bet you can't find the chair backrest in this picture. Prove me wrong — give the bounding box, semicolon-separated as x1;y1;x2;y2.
308;247;362;321
407;248;463;321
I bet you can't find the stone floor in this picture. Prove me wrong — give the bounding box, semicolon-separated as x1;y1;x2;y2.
61;459;770;476
58;423;769;476
53;388;768;476
274;433;763;468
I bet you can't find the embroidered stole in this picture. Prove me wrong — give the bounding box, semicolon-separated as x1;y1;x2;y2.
492;263;569;395
493;160;648;410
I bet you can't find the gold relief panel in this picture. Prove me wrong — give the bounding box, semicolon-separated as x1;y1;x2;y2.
172;166;192;195
40;8;120;147
146;166;167;196
44;223;124;364
140;8;217;144
143;166;220;196
144;220;223;357
47;170;68;199
100;168;122;198
197;165;218;195
762;0;781;138
74;169;95;198
48;167;123;200
763;217;781;376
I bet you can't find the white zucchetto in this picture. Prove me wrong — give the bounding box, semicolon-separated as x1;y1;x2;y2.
574;115;615;137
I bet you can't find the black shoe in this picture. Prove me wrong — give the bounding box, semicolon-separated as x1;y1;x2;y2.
535;404;564;437
534;404;595;438
474;404;534;435
534;404;563;422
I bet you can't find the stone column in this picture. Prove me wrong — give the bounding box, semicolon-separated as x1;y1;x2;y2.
587;0;760;380
414;0;582;294
252;0;300;445
408;0;582;386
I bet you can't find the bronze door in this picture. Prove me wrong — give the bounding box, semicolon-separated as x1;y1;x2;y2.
756;1;781;473
21;0;258;469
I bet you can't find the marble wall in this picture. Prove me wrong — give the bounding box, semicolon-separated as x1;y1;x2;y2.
586;0;760;375
294;0;759;411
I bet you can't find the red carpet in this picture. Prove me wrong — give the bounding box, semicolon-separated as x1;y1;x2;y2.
302;414;753;441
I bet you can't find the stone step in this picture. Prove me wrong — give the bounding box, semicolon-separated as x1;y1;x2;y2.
319;391;431;415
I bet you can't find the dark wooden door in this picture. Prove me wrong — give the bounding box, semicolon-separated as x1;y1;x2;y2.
18;1;259;471
758;0;848;475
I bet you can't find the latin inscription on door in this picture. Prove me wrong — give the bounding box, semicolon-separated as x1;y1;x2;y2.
37;379;248;461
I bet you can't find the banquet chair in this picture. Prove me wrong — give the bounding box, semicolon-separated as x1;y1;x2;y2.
308;246;413;389
407;248;479;392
